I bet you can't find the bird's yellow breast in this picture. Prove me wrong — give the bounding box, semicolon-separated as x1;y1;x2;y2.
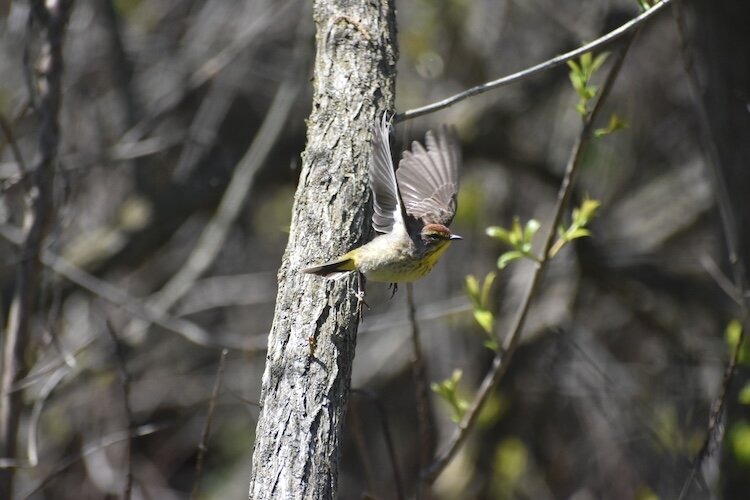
348;235;453;283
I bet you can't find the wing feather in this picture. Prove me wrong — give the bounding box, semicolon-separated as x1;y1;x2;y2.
370;113;405;234
396;125;461;227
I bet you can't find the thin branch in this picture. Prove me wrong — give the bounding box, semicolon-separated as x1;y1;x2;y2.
0;365;70;469
4;336;94;395
422;34;637;484
351;389;405;500
126;22;307;338
396;0;670;122
190;349;228;500
3;132;185;194
700;255;744;308
105;321;134;500
405;283;435;496
0;1;73;496
0;224;266;353
678;314;748;500
20;422;169;500
119;0;296;144
98;0;140;126
0;112;29;174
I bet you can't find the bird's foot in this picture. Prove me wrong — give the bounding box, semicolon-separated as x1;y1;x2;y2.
388;282;398;299
355;272;369;319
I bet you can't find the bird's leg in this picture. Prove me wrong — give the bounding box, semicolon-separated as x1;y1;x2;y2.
388;282;398;299
354;272;369;317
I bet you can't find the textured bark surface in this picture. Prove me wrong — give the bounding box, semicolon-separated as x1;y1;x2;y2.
248;1;397;498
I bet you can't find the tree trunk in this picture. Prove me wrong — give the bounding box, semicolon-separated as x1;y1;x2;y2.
248;1;397;498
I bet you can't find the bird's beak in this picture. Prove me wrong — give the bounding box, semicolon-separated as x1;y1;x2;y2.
449;234;463;241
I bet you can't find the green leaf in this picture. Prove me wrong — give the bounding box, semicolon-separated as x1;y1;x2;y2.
431;370;469;422
569;73;586;95
568;52;610;117
481;271;496;307
486;225;512;244
595;113;629;138
474;309;495;335
726;320;749;365
483;338;499;352
465;275;480;307
579;198;601;220
523;219;541;244
730;421;750;464
580;51;592;70
635;487;659;500
510;217;523;246
591;52;610;74
726;319;743;345
739;382;750;405
498;250;525;269
637;0;653;12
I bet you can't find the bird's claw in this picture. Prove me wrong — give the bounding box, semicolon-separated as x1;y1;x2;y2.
355;272;369;319
355;290;370;315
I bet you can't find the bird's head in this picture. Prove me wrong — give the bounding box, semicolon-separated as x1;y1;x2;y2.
420;223;462;249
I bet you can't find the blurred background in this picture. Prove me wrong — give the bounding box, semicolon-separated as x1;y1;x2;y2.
1;0;748;498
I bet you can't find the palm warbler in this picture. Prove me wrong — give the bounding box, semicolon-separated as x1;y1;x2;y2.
302;113;462;287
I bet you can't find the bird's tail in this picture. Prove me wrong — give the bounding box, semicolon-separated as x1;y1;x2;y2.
301;256;356;280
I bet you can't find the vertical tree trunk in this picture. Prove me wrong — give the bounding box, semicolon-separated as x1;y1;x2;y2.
248;1;397;498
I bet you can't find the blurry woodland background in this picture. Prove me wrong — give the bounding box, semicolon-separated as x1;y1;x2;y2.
1;0;749;498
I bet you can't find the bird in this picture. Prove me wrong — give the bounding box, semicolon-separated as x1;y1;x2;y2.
301;113;462;294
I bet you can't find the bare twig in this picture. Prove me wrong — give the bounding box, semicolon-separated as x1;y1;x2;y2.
5;337;94;395
422;34;637;484
678;315;747;500
98;0;140;126
0;224;266;353
0;365;70;469
119;0;295;144
3;132;184;193
351;389;405;500
0;112;29;174
105;321;134;500
20;422;169;500
126;23;307;337
700;255;744;308
405;283;435;497
396;0;670;122
0;1;73;496
190;349;228;500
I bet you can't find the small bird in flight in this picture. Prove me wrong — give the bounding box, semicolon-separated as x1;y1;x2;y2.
302;113;462;296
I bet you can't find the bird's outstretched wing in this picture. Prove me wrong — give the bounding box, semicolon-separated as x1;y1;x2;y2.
370;113;406;234
396;125;461;227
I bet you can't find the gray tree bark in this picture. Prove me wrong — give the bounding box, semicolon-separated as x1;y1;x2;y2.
248;1;397;498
